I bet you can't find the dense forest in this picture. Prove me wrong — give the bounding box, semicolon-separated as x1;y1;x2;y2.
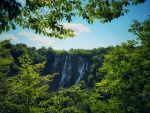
1;0;150;113
0;16;150;113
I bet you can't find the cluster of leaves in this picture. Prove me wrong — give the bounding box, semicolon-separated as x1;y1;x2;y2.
87;47;108;87
41;17;150;113
0;0;21;33
0;41;54;113
39;81;92;113
93;17;150;112
0;0;150;112
0;0;146;38
1;15;150;112
0;40;13;113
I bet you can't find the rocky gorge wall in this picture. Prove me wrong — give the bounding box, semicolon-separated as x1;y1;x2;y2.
48;55;89;91
8;43;107;92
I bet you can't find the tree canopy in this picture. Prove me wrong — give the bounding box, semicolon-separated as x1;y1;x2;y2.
0;16;150;112
94;16;150;113
0;0;146;39
0;0;150;112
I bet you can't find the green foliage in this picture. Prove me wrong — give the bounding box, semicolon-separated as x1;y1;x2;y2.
27;47;47;64
6;50;53;113
0;40;13;113
11;43;46;64
87;47;108;87
54;49;69;57
39;81;91;113
69;49;91;57
11;63;20;72
93;17;150;113
0;40;13;73
0;0;146;38
128;15;150;47
0;0;21;33
11;43;28;62
1;15;150;112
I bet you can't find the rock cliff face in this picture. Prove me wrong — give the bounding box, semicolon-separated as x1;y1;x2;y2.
7;43;107;92
48;55;89;91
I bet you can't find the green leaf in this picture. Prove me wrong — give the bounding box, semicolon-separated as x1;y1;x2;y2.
0;28;2;34
6;25;10;32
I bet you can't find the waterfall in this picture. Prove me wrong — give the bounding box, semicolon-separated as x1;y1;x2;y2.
50;55;89;91
67;56;72;82
51;57;60;72
75;57;88;84
86;62;88;70
59;55;71;89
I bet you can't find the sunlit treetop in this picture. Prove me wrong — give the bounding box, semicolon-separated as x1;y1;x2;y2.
0;0;146;39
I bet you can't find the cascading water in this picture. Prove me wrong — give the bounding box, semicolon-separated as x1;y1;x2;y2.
51;57;59;72
75;57;88;84
50;55;89;91
86;62;88;70
67;56;72;82
59;55;71;89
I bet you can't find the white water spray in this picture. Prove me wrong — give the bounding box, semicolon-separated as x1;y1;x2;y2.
75;57;88;84
59;56;71;88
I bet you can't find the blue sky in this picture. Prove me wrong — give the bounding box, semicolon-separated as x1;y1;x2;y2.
0;1;150;50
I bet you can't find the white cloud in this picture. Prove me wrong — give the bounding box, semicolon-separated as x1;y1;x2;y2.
18;31;56;44
0;34;18;41
62;23;91;35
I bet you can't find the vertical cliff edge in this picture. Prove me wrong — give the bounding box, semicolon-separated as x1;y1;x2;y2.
48;55;89;91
